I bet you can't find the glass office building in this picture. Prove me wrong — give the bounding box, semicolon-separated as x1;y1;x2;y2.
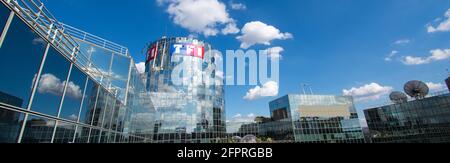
225;94;365;143
364;92;450;143
0;0;154;143
144;37;226;143
268;94;365;143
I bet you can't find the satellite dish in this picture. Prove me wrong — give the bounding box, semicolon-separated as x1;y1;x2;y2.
389;91;408;104
404;80;429;99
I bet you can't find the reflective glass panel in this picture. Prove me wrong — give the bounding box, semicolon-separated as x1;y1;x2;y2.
100;130;110;143
89;129;100;143
78;79;98;125
110;101;121;131
0;3;9;36
21;115;55;143
31;47;70;116
115;104;126;132
101;95;114;129
53;121;76;143
0;108;24;143
79;43;113;86
110;54;130;101
92;88;107;127
0;17;47;109
74;126;89;143
59;66;87;121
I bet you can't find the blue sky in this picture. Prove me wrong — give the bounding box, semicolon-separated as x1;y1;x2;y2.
41;0;450;123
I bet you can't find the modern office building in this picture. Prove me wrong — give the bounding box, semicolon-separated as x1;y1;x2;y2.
226;94;365;143
144;37;226;143
0;0;154;143
267;94;365;143
364;91;450;143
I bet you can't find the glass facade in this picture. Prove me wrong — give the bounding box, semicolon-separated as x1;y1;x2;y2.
267;95;365;143
0;15;47;109
364;93;450;143
0;2;9;37
0;108;24;143
0;1;153;143
225;94;365;143
145;37;226;143
31;47;71;116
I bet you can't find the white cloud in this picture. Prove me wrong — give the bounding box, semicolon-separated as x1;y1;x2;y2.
343;83;393;102
393;39;410;45
229;1;246;10
426;82;446;91
427;9;450;33
37;73;83;99
221;22;240;35
247;113;255;117
32;38;46;45
233;113;242;118
162;0;238;36
227;113;257;133
68;114;78;121
401;49;450;65
135;62;146;74
244;81;279;100
266;46;284;60
385;50;398;62
237;21;293;49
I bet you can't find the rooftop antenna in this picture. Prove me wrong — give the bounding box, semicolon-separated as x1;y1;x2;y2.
300;83;314;95
308;84;314;95
300;83;306;95
164;21;168;38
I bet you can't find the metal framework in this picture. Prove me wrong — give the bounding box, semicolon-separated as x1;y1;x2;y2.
0;0;147;143
62;23;129;57
0;0;125;97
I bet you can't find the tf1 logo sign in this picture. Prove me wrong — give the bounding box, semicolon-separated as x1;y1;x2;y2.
146;44;158;63
171;43;205;59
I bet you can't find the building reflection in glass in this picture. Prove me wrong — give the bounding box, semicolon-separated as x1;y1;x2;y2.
145;37;226;143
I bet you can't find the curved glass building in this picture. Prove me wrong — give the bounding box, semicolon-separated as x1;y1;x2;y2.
145;37;226;143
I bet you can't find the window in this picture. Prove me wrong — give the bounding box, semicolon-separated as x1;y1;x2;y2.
115;104;126;132
31;47;70;116
80;43;113;86
59;66;87;121
74;126;89;143
0;3;10;37
0;108;24;143
110;101;121;131
89;129;100;143
110;54;130;101
53;121;76;143
21;115;55;143
0;17;47;109
92;88;107;127
78;79;98;125
101;94;114;129
100;130;110;143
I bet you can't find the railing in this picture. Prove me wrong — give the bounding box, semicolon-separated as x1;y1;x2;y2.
62;23;129;57
1;0;123;96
